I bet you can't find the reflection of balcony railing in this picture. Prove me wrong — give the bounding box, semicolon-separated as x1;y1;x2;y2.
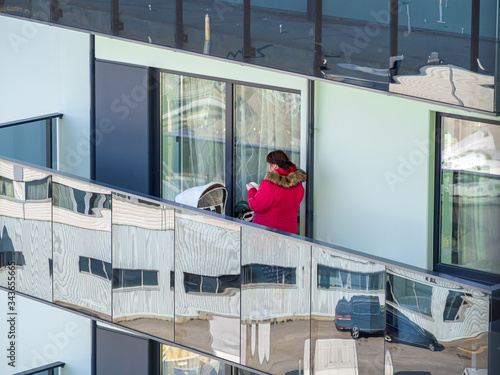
0;156;498;375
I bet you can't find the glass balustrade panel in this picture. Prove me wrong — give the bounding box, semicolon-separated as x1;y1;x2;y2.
0;162;52;301
311;245;386;375
390;0;497;112
55;0;111;34
112;193;175;341
240;226;311;374
321;0;390;90
52;176;112;320
118;0;175;47
386;266;490;374
174;207;241;362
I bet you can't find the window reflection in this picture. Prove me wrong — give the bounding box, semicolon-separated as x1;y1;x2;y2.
386;274;432;317
0;176;14;198
53;182;111;216
161;345;226;375
234;85;301;206
183;272;240;294
439;116;500;275
161;74;226;202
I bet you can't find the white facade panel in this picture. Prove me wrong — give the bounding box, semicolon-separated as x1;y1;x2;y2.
0;289;91;374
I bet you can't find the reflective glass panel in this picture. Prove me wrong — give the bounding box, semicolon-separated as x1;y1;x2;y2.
439;117;500;275
55;0;111;34
181;1;243;62
234;85;301;211
386;267;490;374
311;245;385;375
0;163;52;301
118;0;175;47
174;207;241;361
112;193;175;341
390;0;497;112
161;73;226;203
1;0;35;18
0;120;47;167
52;176;112;320
321;0;390;90
160;344;227;375
247;1;315;75
241;226;310;374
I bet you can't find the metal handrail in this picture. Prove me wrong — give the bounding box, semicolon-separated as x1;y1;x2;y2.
13;361;65;375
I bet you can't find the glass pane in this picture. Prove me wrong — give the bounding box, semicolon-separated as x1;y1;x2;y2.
386;267;489;374
112;193;175;342
122;269;142;287
160;344;227;375
248;2;315;75
52;176;112;320
440;117;500;274
241;226;310;374
0;120;47;167
234;85;301;210
322;0;390;90
143;270;159;286
1;0;50;20
181;2;243;63
118;0;175;47
390;0;497;112
312;245;385;375
161;74;226;203
55;0;111;34
174;207;241;362
0;163;52;301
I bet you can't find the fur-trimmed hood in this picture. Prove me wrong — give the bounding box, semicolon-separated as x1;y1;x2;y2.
263;168;307;188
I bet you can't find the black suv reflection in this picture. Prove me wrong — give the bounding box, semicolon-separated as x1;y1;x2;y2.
385;306;443;351
335;296;385;339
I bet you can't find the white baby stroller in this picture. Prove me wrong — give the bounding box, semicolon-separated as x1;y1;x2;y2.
175;182;227;214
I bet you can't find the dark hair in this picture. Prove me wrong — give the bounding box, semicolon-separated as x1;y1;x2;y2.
266;150;294;170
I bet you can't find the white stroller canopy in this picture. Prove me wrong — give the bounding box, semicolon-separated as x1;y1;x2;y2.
175;182;227;214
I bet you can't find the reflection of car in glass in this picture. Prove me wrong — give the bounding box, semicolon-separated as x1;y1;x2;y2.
385;307;443;351
335;296;385;339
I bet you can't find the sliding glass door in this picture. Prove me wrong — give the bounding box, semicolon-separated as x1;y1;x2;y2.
161;74;226;202
233;85;301;205
437;114;500;278
160;72;302;222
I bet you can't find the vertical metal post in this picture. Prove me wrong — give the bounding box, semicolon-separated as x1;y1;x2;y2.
243;0;254;58
496;0;500;113
111;0;121;35
46;118;52;169
91;320;97;375
470;0;480;72
305;80;315;238
313;0;322;77
90;35;96;180
390;0;399;58
176;0;185;48
50;0;60;23
149;68;161;198
149;340;160;375
225;83;234;217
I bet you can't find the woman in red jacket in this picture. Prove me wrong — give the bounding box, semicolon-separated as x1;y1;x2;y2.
246;150;306;234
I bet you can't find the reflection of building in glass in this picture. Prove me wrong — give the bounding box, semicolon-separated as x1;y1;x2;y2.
386;268;489;342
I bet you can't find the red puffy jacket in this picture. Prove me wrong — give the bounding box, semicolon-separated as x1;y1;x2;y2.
247;165;306;234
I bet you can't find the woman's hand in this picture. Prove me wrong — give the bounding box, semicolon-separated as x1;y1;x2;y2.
246;182;259;191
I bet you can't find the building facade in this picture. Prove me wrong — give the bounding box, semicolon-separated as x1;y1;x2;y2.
0;1;499;374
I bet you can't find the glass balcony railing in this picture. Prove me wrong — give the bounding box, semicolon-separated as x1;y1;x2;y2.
0;155;499;374
0;114;61;169
1;1;498;113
